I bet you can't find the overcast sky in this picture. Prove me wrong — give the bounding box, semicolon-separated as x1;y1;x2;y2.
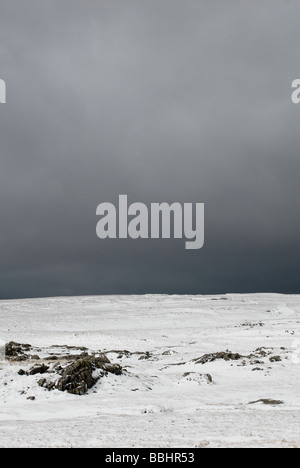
0;0;299;299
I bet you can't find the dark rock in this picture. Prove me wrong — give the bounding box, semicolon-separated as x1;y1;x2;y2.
138;352;152;361
249;399;284;406
38;379;56;391
28;364;49;376
52;362;63;373
193;352;242;365
14;344;122;396
255;348;267;355
26;396;36;401
38;378;47;387
51;345;88;352
54;355;122;396
269;356;282;363
114;350;131;359
93;354;111;365
101;363;123;375
56;359;98;396
5;342;31;360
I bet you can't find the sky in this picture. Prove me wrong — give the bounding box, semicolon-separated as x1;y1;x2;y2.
0;0;299;299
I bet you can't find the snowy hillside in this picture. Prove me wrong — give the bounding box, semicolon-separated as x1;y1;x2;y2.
0;294;299;448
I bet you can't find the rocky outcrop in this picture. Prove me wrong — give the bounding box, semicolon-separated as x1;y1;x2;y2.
55;358;99;395
37;354;122;396
193;352;242;365
13;343;123;396
5;342;31;361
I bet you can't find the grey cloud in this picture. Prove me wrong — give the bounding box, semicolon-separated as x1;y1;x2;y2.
0;0;299;298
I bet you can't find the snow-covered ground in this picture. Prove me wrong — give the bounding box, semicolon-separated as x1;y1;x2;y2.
0;293;299;448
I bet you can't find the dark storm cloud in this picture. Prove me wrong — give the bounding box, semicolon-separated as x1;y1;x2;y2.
0;0;299;298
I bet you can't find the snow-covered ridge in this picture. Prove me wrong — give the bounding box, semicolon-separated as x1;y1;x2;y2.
0;294;299;448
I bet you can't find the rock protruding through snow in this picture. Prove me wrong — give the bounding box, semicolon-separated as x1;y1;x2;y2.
5;342;32;361
15;347;123;396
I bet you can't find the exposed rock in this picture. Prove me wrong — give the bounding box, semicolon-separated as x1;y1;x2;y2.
38;379;55;391
162;350;177;356
37;378;47;387
193;352;242;365
28;364;50;376
38;355;122;396
249;399;284;406
30;355;40;361
100;362;123;375
240;322;264;329
182;372;213;385
254;347;273;357
139;352;152;360
52;362;63;372
45;356;59;361
269;356;282;363
51;345;88;352
7;342;123;396
18;364;50;376
56;359;98;396
5;342;31;360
